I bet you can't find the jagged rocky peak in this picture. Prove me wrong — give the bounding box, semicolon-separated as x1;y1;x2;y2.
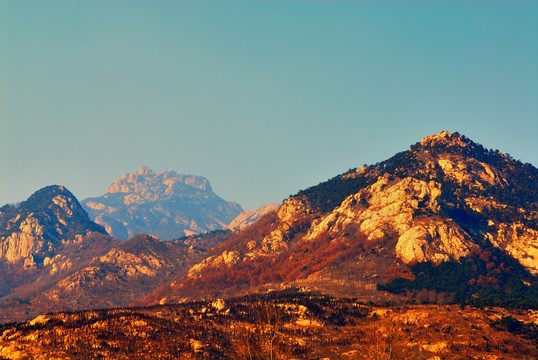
0;185;104;233
0;185;107;266
30;185;89;216
82;167;243;240
412;131;500;161
106;166;211;200
291;131;537;268
419;130;471;149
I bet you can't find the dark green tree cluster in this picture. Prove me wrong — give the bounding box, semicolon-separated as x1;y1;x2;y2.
293;169;378;213
493;316;538;345
378;247;538;308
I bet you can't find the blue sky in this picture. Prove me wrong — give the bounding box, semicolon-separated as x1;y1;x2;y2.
1;1;537;210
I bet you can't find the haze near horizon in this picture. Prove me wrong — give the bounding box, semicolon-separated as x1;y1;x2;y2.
1;1;536;210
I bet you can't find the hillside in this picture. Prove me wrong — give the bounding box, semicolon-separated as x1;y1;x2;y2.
1;292;537;359
0;187;217;323
0;186;115;322
142;131;538;306
82;167;243;240
227;203;280;231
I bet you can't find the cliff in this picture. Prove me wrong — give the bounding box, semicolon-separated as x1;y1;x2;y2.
82;167;243;239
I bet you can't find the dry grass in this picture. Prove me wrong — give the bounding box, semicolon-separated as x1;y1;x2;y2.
1;293;537;359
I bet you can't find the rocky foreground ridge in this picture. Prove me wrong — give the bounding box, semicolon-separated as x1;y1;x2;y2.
144;131;538;305
82;166;243;239
2;293;538;359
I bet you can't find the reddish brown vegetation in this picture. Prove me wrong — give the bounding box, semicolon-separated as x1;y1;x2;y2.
1;294;537;359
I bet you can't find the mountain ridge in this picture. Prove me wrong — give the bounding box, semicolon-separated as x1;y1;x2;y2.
141;131;538;306
227;203;280;231
0;185;108;266
82;167;244;239
1;131;536;323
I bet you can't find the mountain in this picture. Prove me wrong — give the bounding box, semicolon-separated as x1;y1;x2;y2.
81;166;244;240
0;185;108;268
0;183;234;323
0;185;115;321
227;203;280;231
25;234;203;315
2;131;536;324
141;131;538;306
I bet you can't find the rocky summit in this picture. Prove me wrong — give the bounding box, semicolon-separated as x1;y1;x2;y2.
82;167;243;240
0;185;107;268
144;131;538;306
0;185;115;321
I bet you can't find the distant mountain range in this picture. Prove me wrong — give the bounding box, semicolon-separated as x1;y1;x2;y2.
0;170;274;322
0;131;537;324
81;166;244;240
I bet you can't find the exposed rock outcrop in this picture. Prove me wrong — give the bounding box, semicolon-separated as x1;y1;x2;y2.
82;167;243;240
227;203;280;231
144;131;538;304
0;186;107;266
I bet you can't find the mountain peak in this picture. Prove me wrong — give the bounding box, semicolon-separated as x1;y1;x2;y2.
137;166;155;176
106;167;211;195
419;131;471;150
30;184;72;198
17;185;89;218
0;185;107;266
82;169;243;239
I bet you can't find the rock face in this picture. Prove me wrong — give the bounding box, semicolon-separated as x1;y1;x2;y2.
32;234;202;312
227;203;280;231
1;132;536;321
0;185;227;323
303;175;477;265
144;131;538;304
0;185;107;267
0;186;115;320
82;167;244;240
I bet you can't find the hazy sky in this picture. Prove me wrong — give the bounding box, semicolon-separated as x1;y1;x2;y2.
1;1;537;210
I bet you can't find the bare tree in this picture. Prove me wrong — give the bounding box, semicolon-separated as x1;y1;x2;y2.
238;301;285;360
363;322;397;360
